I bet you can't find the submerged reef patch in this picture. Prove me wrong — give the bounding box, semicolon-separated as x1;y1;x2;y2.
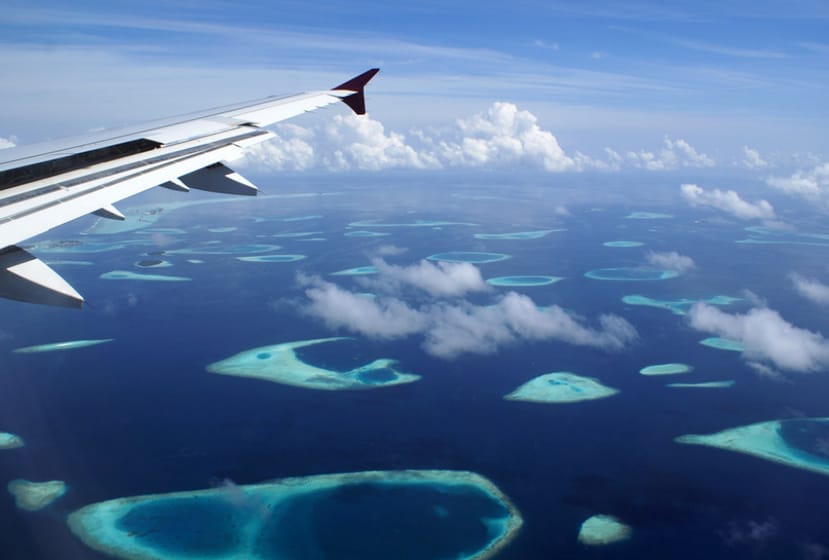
676;418;829;477
0;432;24;449
622;295;741;315
427;252;510;264
206;338;419;390
699;337;744;352
504;372;618;403
345;230;390;237
331;265;378;276
578;514;632;545
603;241;643;248
349;220;476;228
667;381;735;389
13;339;114;353
135;259;172;268
473;230;559;240
624;212;673;219
68;470;522;560
8;479;66;511
167;244;281;255
639;363;693;376
585;268;679;281
101;271;191;282
236;255;306;263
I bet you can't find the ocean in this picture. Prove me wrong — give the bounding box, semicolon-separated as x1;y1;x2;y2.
1;172;828;559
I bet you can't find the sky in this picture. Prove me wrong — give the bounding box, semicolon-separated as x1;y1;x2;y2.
1;1;828;191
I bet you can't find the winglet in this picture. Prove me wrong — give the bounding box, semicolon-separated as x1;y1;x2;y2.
333;68;380;115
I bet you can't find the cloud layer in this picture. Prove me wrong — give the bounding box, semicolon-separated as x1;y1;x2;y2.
243;104;715;174
790;273;829;305
688;303;829;372
646;251;696;272
680;183;775;220
299;261;637;359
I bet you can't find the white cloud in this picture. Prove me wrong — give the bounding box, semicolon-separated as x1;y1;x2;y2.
741;146;768;168
369;259;489;298
680;183;775;220
767;162;829;202
372;244;408;257
646;251;696;272
688;303;829;372
626;137;715;170
0;136;15;149
300;275;636;359
790;273;829;305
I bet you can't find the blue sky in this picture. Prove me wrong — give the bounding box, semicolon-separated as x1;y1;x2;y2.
2;1;828;164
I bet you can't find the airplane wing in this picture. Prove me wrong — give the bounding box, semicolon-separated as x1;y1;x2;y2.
0;68;379;308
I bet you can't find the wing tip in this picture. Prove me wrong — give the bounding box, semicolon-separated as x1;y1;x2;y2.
333;68;380;115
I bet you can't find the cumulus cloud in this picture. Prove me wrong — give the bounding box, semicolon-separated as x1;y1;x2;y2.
626;137;715;170
767;162;829;202
646;251;696;272
300;275;636;359
372;244;408;257
369;259;489;297
790;273;829;305
688;303;829;372
680;183;775;220
0;136;15;149
741;146;768;169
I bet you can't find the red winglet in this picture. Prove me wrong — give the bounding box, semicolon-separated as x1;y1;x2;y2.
333;68;380;115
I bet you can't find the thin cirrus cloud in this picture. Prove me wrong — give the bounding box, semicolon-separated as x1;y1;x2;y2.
688;303;829;372
680;183;775;220
298;260;637;359
243;103;715;174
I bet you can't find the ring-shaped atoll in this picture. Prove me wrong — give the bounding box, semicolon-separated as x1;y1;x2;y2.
345;230;390;237
206;338;420;390
585;268;679;281
167;244;281;255
622;295;741;315
504;372;618;403
101;271;191;282
427;252;510;264
486;276;563;287
676;418;829;477
68;470;523;560
667;381;734;389
624;212;673;219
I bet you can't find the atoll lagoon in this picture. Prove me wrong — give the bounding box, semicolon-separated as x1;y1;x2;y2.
236;254;307;263
639;363;693;376
101;271;191;282
486;276;563;287
504;372;618;403
474;230;559;240
206;338;420;390
0;431;24;449
135;259;173;268
427;252;510;264
676;418;829;477
585;268;679;281
622;294;741;315
699;337;744;352
13;339;114;354
68;470;522;560
578;514;632;546
7;480;66;511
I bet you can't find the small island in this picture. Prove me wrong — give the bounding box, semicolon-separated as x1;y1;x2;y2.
7;479;67;511
578;514;632;545
504;372;618;403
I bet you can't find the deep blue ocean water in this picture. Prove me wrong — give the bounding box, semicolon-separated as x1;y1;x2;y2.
1;173;829;559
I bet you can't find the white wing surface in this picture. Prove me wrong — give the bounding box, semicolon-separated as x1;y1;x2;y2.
0;69;379;307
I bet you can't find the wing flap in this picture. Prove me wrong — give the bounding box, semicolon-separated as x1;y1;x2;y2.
0;246;84;308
